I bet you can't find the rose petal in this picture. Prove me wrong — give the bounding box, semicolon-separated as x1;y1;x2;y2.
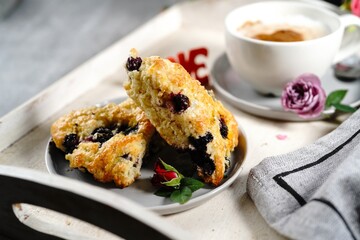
295;73;322;87
151;174;165;187
163;171;178;181
351;0;360;17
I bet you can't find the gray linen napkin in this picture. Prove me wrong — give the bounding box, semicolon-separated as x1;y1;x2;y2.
247;110;360;240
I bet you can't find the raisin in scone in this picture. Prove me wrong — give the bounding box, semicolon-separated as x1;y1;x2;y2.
50;98;155;188
124;49;238;186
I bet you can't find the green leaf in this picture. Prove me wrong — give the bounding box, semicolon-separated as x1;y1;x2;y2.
333;103;357;113
340;0;351;11
325;90;348;108
162;177;182;188
154;188;172;197
181;177;204;192
170;186;192;204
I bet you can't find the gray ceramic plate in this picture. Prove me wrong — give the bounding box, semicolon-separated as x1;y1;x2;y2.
211;53;360;121
45;100;247;215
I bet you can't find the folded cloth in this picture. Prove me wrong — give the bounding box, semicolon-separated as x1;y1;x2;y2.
247;110;360;240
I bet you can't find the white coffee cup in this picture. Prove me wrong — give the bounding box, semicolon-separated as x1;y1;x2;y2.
225;1;360;95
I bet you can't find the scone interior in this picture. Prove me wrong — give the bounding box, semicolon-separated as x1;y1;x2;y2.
50;98;155;188
124;50;238;186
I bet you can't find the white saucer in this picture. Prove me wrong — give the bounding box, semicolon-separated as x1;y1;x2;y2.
211;53;360;121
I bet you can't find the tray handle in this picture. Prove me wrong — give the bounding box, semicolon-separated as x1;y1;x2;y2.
0;166;190;240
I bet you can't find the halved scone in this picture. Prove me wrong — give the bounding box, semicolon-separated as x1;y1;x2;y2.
124;49;238;186
50;98;155;188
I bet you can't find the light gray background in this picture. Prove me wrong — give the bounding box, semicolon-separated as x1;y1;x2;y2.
0;0;178;117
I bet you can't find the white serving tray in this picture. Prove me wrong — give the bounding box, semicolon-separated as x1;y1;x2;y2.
0;0;348;239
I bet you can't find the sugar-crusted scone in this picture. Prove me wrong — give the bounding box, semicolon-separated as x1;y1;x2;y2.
50;98;155;188
124;49;238;186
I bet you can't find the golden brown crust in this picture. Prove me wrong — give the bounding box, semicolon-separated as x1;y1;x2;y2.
125;52;238;186
50;98;155;188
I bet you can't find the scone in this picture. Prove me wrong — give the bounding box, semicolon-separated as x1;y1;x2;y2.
124;49;238;186
50;98;155;188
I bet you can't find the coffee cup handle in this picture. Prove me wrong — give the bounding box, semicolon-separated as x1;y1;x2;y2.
333;14;360;63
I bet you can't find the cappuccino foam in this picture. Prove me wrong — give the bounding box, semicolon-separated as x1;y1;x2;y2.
237;15;328;41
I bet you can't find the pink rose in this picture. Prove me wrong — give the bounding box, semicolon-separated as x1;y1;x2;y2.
281;73;326;119
351;0;360;17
